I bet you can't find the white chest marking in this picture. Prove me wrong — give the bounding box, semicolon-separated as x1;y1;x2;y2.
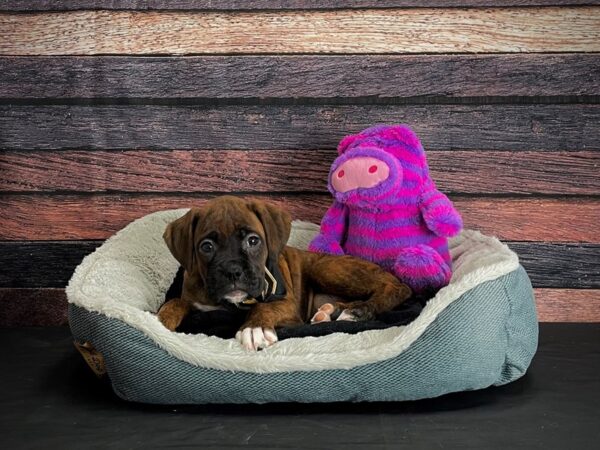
192;303;225;312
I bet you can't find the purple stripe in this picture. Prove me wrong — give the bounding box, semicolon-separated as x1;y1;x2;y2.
348;214;423;230
318;201;348;240
400;262;449;278
346;234;447;249
423;197;450;211
421;190;445;207
321;221;345;235
350;205;421;221
344;238;447;260
348;223;430;240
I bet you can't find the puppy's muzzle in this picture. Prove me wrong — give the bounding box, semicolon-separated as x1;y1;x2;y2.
223;262;244;282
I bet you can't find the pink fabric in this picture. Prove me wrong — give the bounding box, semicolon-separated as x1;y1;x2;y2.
331;156;390;193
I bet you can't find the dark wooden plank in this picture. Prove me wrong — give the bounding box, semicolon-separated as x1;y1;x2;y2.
1;105;598;150
1;150;598;195
0;195;598;242
2;1;596;11
0;241;101;288
0;288;67;326
534;289;600;323
0;287;597;326
1;55;598;98
0;240;597;288
510;242;600;289
2;9;598;55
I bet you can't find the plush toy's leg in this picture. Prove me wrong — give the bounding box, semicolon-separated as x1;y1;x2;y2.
393;245;451;293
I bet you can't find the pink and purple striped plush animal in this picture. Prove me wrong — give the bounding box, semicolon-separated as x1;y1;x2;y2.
308;125;463;293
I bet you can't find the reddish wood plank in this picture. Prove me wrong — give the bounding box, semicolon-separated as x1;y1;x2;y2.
0;194;597;242
0;194;328;240
534;289;600;322
1;1;594;12
0;288;596;326
2;55;598;98
458;199;600;243
1;150;598;195
0;288;67;326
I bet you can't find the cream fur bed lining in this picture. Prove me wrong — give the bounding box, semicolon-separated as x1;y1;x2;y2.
66;209;519;374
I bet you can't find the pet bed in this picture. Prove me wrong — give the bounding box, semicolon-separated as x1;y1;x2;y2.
67;209;538;404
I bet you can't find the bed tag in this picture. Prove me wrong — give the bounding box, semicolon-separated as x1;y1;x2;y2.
74;341;107;378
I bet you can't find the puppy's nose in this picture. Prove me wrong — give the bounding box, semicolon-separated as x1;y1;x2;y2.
224;262;244;281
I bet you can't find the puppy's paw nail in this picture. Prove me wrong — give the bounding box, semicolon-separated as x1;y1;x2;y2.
263;328;278;345
319;303;335;315
311;311;331;323
337;309;358;322
237;327;278;351
311;303;336;323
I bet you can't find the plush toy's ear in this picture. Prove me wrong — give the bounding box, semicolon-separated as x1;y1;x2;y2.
248;200;291;258
338;124;423;155
337;133;363;155
383;124;423;150
163;208;202;272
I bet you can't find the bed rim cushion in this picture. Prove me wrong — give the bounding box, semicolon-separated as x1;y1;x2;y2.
66;209;520;374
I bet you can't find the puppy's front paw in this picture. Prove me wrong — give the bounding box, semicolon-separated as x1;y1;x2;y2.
236;327;278;351
157;305;182;331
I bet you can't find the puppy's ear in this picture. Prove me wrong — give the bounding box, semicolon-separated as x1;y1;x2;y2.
163;208;202;272
248;200;291;258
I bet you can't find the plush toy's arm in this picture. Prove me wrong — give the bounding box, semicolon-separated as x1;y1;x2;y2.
419;181;463;237
308;201;348;255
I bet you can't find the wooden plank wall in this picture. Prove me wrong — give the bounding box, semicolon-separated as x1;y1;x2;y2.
0;1;599;326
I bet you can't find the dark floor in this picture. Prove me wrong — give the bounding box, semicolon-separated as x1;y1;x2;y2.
0;324;598;449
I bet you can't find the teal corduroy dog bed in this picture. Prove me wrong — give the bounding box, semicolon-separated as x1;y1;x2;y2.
67;209;538;404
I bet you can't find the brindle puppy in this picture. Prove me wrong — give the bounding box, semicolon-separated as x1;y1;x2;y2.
158;196;411;351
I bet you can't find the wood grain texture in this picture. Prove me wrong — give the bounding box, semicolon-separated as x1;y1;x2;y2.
1;240;597;288
0;241;101;288
534;289;600;322
2;55;599;98
2;150;598;195
0;287;597;326
2;104;598;151
1;8;599;55
0;288;67;326
2;1;597;12
0;195;597;242
511;242;600;289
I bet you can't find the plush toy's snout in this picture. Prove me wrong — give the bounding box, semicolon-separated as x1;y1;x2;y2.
331;156;390;193
327;146;404;207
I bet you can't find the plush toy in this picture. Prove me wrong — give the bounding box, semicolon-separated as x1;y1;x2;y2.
308;124;463;293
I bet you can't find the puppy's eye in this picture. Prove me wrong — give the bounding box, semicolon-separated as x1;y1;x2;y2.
247;235;261;247
199;240;215;253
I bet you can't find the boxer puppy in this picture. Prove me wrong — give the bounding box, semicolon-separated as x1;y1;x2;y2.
158;196;411;351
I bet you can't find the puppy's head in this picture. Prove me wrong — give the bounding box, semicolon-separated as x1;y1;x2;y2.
163;196;291;310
